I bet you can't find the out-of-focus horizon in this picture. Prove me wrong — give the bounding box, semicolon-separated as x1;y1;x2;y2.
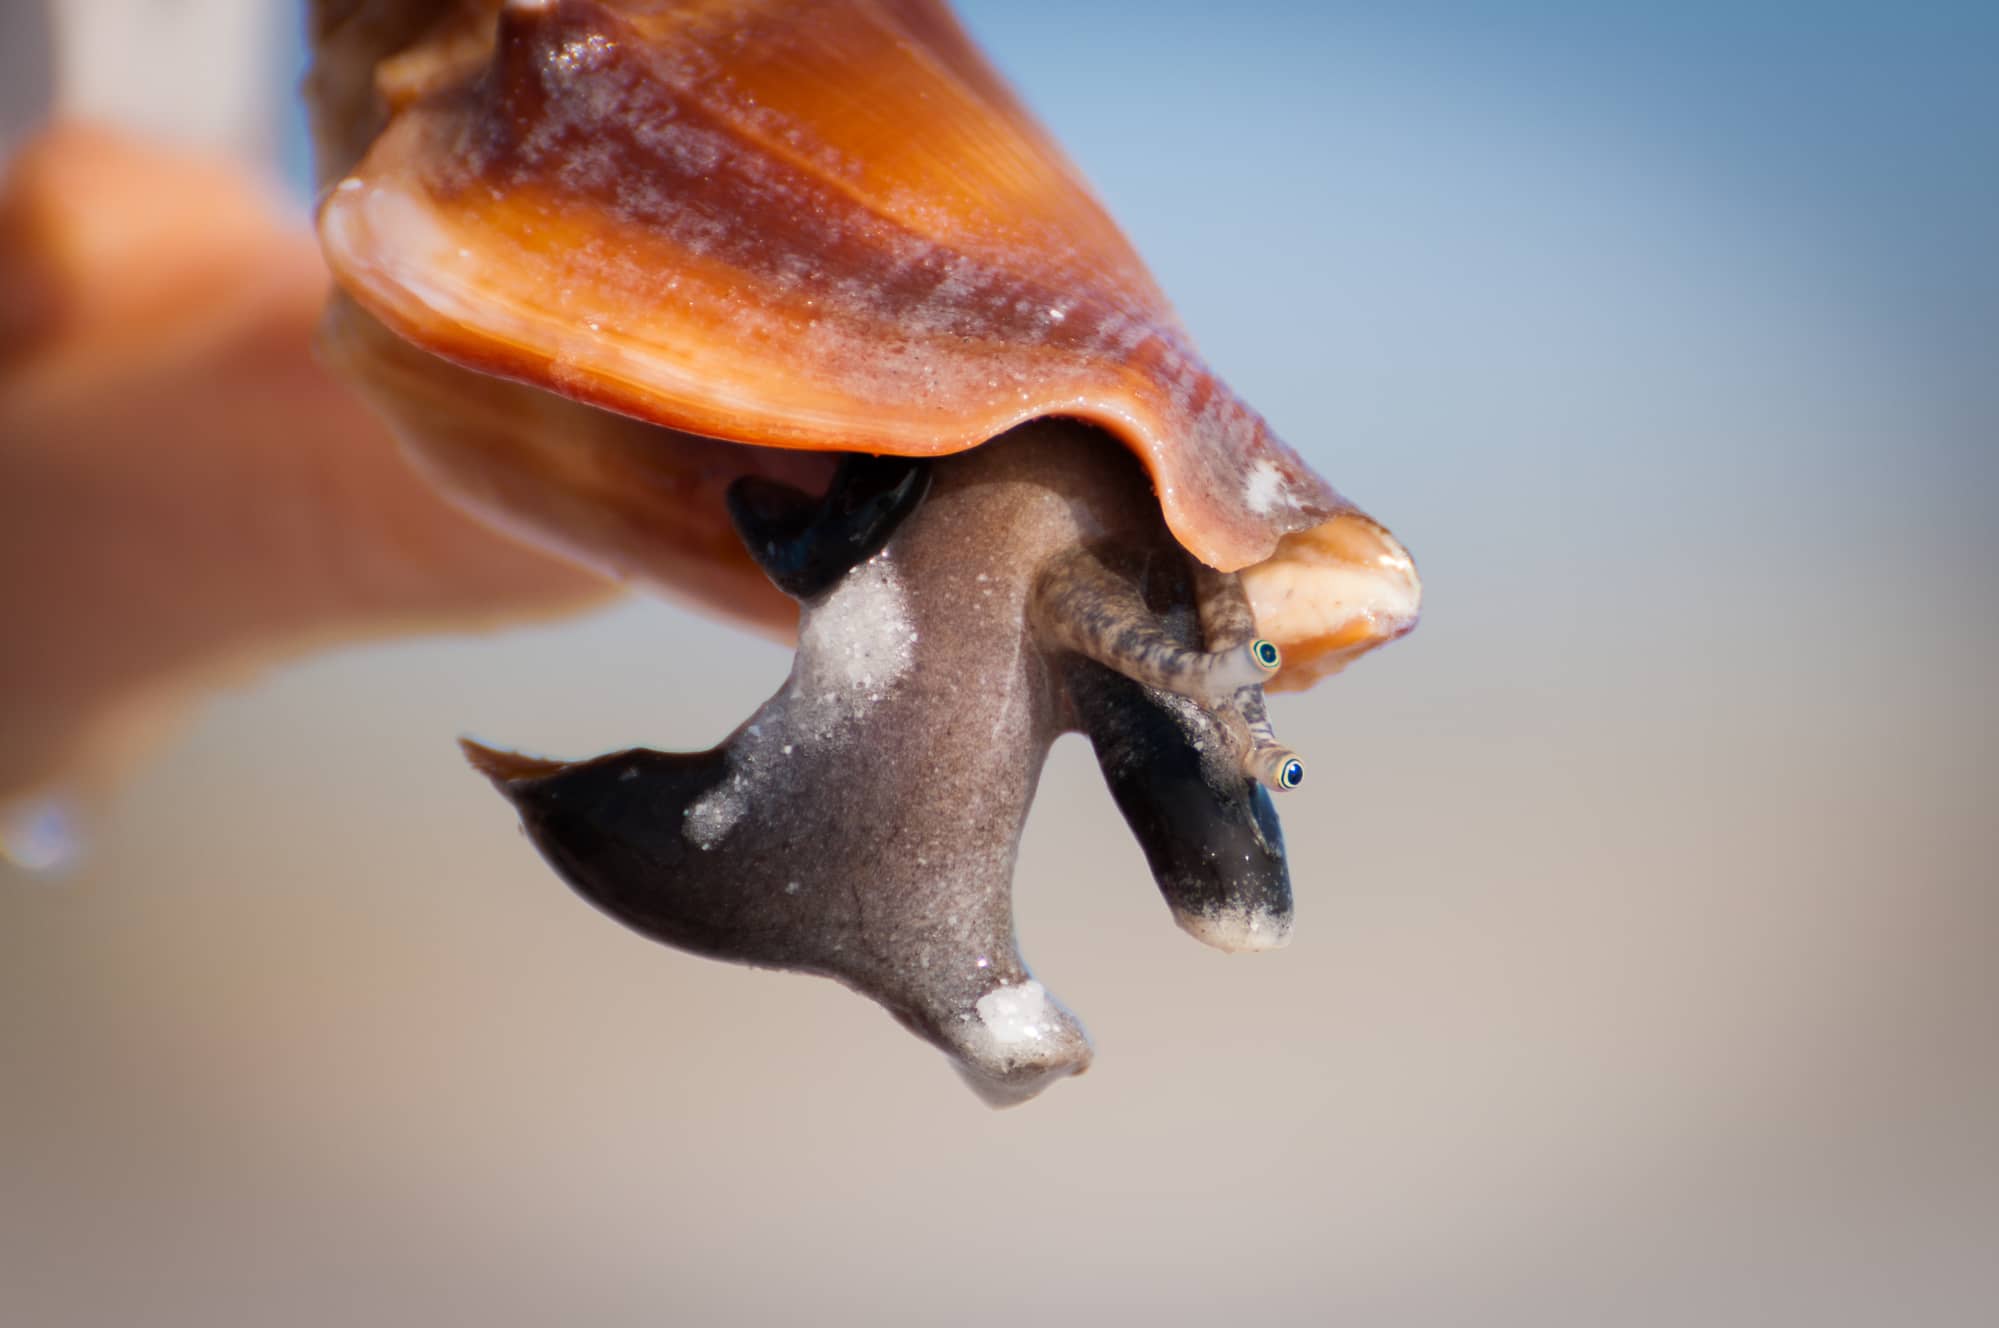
4;2;1994;1325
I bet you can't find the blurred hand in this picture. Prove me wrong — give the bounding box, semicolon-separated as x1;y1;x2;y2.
0;122;614;803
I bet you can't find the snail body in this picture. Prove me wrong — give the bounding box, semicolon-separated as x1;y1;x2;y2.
467;421;1295;1104
310;0;1420;1102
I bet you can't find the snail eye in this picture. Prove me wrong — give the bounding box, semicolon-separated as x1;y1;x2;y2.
1279;759;1305;790
1251;639;1282;671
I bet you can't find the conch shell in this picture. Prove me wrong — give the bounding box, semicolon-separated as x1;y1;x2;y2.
308;0;1422;1103
313;0;1419;682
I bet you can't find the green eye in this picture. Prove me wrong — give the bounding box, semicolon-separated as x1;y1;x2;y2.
1279;759;1305;790
1251;639;1281;671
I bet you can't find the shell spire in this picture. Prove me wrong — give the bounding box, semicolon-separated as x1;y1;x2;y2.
318;0;1359;573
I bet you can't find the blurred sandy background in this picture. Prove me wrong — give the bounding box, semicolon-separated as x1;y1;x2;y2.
3;2;1995;1324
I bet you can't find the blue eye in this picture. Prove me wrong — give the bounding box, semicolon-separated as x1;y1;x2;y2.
1279;759;1304;789
1252;639;1281;671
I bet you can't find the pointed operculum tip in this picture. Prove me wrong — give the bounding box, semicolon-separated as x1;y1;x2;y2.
459;738;567;787
1175;905;1295;954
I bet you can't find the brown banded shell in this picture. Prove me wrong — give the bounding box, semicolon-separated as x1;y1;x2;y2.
312;0;1418;683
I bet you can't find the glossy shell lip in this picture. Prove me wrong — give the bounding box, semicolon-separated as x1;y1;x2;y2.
316;0;1358;575
313;0;1421;683
1237;510;1421;692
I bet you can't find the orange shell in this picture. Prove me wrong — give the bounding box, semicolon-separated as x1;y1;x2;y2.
317;0;1358;573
